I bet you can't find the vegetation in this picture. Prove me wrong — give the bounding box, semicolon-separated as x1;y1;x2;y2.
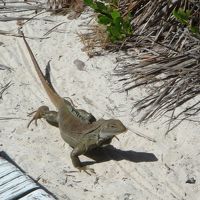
173;8;200;35
84;0;132;42
110;0;200;133
80;0;200;133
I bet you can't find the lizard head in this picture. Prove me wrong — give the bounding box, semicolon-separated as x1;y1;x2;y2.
99;119;127;140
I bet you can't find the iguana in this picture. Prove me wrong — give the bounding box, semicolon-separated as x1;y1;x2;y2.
21;31;127;173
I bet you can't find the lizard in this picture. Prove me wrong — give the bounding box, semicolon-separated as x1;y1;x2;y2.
21;30;127;173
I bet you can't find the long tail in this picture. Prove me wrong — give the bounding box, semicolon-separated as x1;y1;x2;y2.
21;30;63;109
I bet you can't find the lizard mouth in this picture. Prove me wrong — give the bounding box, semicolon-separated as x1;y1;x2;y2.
117;126;127;134
121;127;128;133
99;127;127;139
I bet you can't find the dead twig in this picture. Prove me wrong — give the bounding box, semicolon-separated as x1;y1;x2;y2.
0;81;13;99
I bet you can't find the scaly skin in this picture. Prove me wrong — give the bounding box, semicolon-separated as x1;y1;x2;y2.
45;60;96;124
21;30;127;173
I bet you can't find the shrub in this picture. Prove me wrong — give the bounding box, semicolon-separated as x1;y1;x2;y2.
84;0;132;42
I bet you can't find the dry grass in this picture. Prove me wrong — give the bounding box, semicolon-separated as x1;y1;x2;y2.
113;0;200;133
47;0;84;16
82;0;200;132
78;24;110;57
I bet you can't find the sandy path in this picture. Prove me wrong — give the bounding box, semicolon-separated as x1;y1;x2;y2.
0;5;199;200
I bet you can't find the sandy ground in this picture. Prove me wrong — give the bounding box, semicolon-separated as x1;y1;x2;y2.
0;3;200;200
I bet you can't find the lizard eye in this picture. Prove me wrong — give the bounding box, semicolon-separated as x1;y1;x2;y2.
110;124;116;128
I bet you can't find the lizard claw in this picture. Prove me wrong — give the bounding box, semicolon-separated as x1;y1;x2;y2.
27;106;49;128
77;166;96;176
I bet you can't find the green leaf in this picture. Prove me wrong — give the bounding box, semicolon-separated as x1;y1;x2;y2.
84;0;91;4
85;0;133;42
84;0;93;6
84;0;97;9
108;25;121;39
112;17;122;32
111;10;121;20
98;15;112;25
189;25;200;34
96;2;108;12
173;8;191;25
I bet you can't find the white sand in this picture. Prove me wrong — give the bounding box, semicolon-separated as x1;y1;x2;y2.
0;4;199;200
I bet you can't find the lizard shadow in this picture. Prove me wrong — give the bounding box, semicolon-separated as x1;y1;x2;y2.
83;145;158;166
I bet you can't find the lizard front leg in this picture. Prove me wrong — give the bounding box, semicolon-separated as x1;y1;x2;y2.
70;143;95;175
28;106;96;128
27;106;59;128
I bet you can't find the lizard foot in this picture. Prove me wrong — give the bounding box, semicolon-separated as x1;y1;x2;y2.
77;166;96;176
27;106;49;128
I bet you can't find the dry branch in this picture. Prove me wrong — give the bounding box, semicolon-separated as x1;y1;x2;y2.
0;81;12;99
81;0;200;132
112;0;200;132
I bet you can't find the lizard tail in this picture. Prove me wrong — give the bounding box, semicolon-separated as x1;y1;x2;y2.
21;30;64;109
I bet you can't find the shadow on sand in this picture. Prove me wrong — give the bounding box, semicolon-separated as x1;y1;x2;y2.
83;145;158;166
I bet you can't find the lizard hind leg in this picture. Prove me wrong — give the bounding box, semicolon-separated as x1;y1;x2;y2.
27;106;50;128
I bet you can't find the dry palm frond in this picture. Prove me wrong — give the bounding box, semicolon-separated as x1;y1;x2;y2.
82;0;200;131
78;24;109;57
111;0;200;132
0;0;48;25
0;64;12;72
0;81;13;99
47;0;84;17
0;1;44;13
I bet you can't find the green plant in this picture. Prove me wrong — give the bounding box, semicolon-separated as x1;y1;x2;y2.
84;0;132;42
173;8;199;35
